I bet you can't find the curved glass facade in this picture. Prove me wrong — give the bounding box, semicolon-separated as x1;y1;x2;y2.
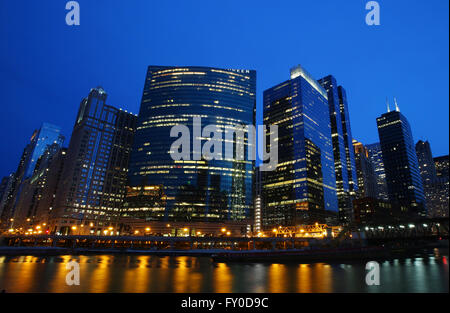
125;66;256;223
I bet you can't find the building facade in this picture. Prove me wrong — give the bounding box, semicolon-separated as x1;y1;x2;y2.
318;75;357;223
376;105;426;217
427;155;449;218
366;142;389;201
124;66;256;227
12;143;65;230
50;87;137;235
415;140;437;185
353;140;378;199
0;174;14;221
0;123;64;229
262;65;338;228
434;155;449;179
353;197;396;225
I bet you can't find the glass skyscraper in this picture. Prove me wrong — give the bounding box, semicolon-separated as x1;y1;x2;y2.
376;106;426;217
366;142;389;201
318;75;357;223
338;86;358;197
0;123;64;229
353;139;378;199
125;66;256;223
261;65;338;228
415;140;437;185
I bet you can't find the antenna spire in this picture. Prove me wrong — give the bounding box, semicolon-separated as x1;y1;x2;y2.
394;97;400;112
386;97;390;112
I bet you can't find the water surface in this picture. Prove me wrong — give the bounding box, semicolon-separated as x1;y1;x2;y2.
0;249;447;293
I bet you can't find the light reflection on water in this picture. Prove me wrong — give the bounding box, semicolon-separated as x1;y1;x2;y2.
0;249;448;293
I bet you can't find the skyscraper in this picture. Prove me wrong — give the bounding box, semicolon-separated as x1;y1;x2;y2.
376;101;426;217
415;140;438;217
434;155;449;179
318;75;357;223
366;142;389;200
353;139;378;199
415;140;437;185
253;166;262;233
429;155;449;217
50;87;137;235
338;86;358;198
0;123;64;229
12;143;67;229
125;66;256;225
262;65;337;228
0;174;14;219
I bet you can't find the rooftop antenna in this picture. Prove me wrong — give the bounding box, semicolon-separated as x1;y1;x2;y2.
394;97;400;112
386;97;391;112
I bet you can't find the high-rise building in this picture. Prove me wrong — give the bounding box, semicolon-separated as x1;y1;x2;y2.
318;75;357;223
262;65;337;228
415;140;438;217
0;123;64;228
253;166;262;233
338;86;358;197
353;140;378;199
124;66;256;226
366;143;389;200
428;155;449;217
376;101;426;217
50;87;137;235
434;155;449;179
12;144;65;229
415;140;437;185
0;174;14;220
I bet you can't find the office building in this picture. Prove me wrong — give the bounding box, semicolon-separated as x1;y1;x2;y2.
262;65;338;228
353;197;396;225
0;174;14;221
434;155;449;179
353;140;378;199
415;140;437;185
50;87;137;235
427;155;449;218
376;101;426;217
366;142;389;201
318;75;357;223
0;123;64;229
124;66;256;229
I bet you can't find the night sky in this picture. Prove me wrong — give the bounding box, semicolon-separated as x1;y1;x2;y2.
0;0;448;177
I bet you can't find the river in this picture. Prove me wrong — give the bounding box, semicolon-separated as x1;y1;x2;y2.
0;248;447;293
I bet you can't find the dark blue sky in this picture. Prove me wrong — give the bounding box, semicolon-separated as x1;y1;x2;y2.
0;0;448;176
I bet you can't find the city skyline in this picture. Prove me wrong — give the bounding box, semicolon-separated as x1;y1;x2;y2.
0;0;448;177
0;1;448;297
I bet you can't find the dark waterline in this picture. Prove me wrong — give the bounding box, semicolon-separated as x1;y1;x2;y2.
0;248;448;293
